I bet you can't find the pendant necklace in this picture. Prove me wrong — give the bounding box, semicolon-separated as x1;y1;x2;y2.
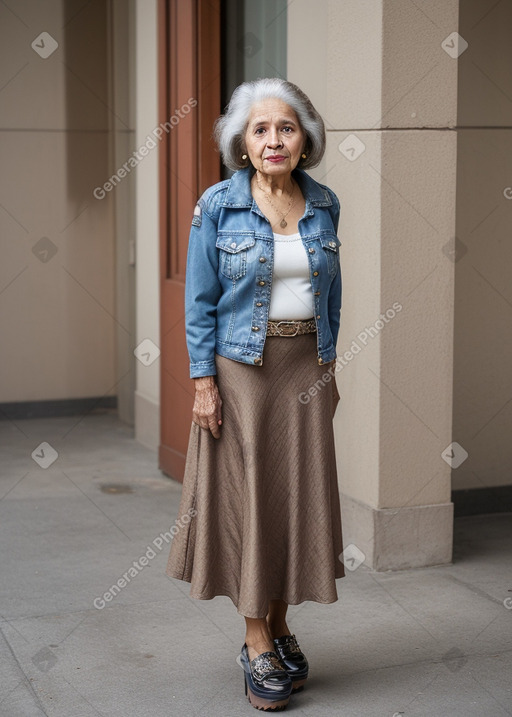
256;174;296;228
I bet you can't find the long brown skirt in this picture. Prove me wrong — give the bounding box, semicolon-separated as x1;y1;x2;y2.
166;332;344;618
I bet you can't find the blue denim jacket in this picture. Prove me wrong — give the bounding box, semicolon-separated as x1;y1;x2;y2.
185;166;342;378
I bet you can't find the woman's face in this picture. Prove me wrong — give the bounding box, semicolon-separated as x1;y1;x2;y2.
243;98;305;176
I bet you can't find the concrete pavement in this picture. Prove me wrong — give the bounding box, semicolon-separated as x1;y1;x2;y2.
0;410;511;716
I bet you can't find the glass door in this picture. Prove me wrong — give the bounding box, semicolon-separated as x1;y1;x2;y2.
220;0;288;178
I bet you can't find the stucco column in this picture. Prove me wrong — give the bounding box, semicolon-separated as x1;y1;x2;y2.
134;0;160;450
288;0;459;569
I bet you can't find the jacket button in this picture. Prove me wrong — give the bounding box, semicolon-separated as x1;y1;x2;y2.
251;326;260;331
313;271;319;276
254;357;262;365
318;357;324;365
316;314;321;319
314;291;320;296
230;242;237;248
259;257;266;263
329;241;336;247
256;302;263;307
308;248;315;254
258;280;265;286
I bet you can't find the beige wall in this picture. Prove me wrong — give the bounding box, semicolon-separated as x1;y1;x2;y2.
111;0;137;426
452;0;512;490
0;0;160;447
2;0;510;530
133;0;160;450
0;0;135;415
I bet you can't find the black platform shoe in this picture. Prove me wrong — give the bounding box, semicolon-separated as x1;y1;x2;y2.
240;643;293;711
273;634;309;692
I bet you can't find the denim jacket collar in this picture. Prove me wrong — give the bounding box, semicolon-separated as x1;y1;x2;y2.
221;166;334;213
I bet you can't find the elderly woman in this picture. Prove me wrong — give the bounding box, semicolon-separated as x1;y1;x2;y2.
166;77;344;711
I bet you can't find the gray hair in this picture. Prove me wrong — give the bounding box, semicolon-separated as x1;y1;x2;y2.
213;78;326;171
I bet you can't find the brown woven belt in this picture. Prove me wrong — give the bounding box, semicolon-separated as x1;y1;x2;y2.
266;318;317;337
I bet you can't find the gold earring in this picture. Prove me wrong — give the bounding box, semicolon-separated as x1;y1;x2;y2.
242;154;247;160
301;153;307;159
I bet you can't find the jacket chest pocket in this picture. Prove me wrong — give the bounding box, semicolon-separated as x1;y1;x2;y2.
319;234;341;276
216;232;256;280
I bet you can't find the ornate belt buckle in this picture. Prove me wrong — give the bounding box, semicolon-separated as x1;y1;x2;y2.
276;320;299;336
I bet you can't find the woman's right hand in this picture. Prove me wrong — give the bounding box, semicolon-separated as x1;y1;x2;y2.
192;376;223;439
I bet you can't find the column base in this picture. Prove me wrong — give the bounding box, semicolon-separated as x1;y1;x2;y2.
340;493;454;571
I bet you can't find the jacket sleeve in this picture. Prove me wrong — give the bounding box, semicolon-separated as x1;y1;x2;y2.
184;196;222;378
327;192;342;348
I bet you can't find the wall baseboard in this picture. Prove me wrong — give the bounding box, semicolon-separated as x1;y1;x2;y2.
0;397;117;421
452;486;512;517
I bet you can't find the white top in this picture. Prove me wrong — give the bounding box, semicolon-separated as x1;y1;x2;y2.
268;232;315;320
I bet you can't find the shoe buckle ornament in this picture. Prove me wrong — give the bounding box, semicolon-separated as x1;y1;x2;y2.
251;651;286;682
282;634;302;654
